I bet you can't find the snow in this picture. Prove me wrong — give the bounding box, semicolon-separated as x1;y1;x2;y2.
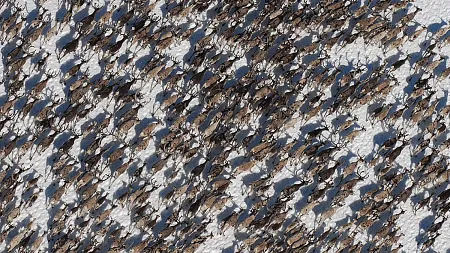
1;0;450;252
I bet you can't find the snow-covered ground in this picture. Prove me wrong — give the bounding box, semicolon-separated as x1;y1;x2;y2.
1;0;450;252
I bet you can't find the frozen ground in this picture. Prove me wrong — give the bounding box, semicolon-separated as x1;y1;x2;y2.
1;0;450;252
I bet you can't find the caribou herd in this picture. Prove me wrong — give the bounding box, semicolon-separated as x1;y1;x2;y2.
0;0;450;252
